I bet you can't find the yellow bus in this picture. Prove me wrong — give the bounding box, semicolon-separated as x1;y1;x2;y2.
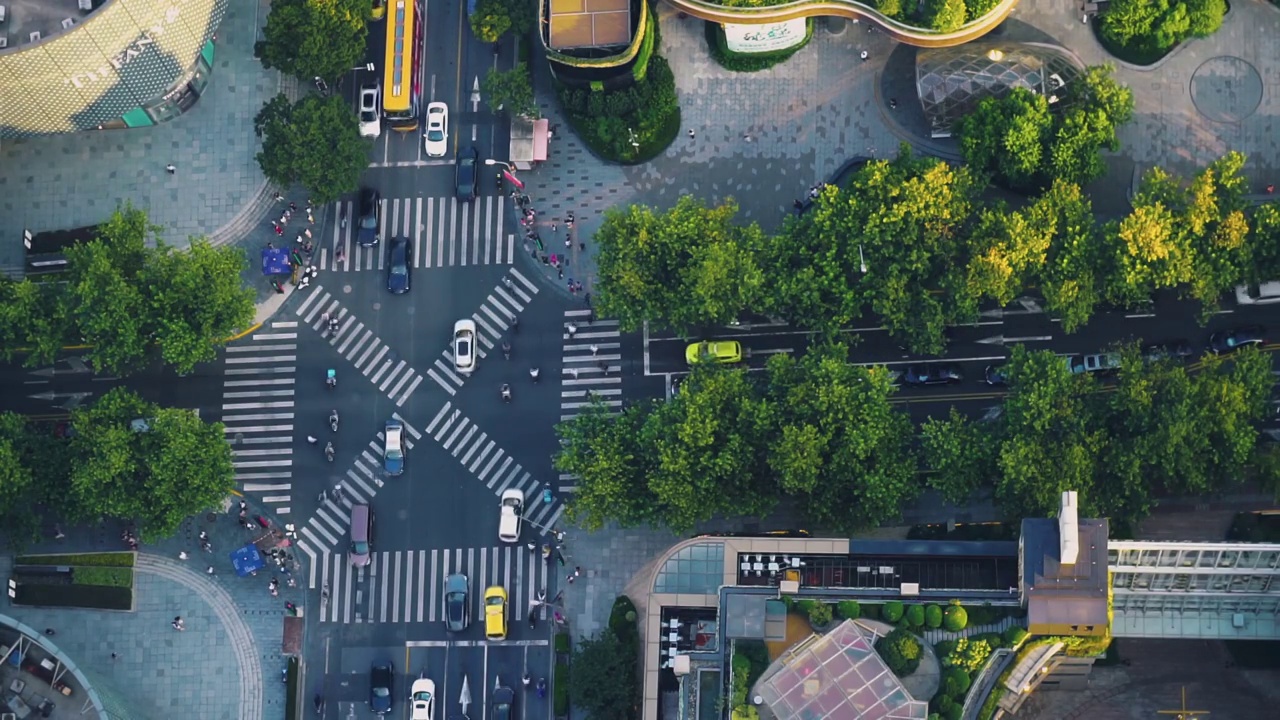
382;0;422;132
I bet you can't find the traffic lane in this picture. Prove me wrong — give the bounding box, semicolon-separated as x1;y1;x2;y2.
406;643;461;717
1;353;223;419
333;643;402;717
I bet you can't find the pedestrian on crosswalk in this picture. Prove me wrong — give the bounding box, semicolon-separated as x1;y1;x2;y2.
566;323;578;337
590;344;599;356
598;361;608;373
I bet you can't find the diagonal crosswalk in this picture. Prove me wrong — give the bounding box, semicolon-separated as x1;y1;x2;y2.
423;400;566;531
292;287;426;407
315;544;552;625
221;321;298;514
425;267;540;397
294;412;424;565
319;196;516;272
557;309;623;495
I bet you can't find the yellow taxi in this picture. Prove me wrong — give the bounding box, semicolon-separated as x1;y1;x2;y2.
685;341;743;366
371;0;386;20
484;585;508;641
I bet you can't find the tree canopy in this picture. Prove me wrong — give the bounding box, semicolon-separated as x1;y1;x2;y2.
255;0;370;83
469;0;534;43
595;196;768;335
482;63;539;120
1099;0;1226;57
255;93;372;204
1;206;254;376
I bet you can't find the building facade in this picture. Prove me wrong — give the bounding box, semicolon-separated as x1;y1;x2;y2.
0;0;229;138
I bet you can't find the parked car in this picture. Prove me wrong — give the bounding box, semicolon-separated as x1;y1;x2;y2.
1067;353;1120;375
1235;281;1280;305
369;662;394;715
456;146;479;201
901;364;963;386
357;187;381;247
383;420;404;476
1209;325;1265;354
443;573;469;632
358;84;381;138
387;236;412;294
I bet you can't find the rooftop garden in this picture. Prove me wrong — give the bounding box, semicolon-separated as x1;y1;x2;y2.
698;0;1006;33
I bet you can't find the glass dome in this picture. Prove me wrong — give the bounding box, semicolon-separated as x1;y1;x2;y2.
914;42;1084;138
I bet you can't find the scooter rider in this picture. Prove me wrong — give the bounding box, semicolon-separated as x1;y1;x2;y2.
529;367;540;382
329;409;339;432
501;384;512;403
324;442;335;462
325;368;336;389
502;341;511;360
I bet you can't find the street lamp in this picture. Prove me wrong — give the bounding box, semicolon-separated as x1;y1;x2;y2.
352;62;375;71
859;244;868;274
484;158;512;171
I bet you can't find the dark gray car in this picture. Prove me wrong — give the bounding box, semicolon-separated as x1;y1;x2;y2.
444;573;469;632
456;146;479;201
357;187;381;247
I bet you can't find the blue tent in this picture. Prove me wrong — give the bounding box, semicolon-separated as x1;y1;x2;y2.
230;543;265;577
261;247;292;276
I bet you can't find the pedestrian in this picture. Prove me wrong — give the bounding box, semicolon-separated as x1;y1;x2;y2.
1268;184;1276;194
567;566;581;583
273;191;284;203
590;344;599;356
688;128;695;140
598;361;608;373
565;237;571;248
172;617;185;631
579;241;586;251
43;628;55;636
888;98;898;110
110;652;118;661
289;202;298;212
275;224;284;237
551;222;558;233
206;566;216;576
743;132;751;142
307;212;315;224
793;199;804;213
304;228;312;239
527;542;537;554
557;267;564;280
199;531;208;542
585;293;592;306
587;309;595;324
860;50;868;61
568;281;577;295
178;551;189;560
567;323;578;337
53;524;65;540
570;367;580;380
165;164;176;174
307;435;318;444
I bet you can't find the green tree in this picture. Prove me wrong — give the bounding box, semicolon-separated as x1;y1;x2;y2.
875;627;922;676
643;367;776;531
64;208;154;375
1032;181;1105;331
0;279;73;367
767;149;981;353
255;0;369;83
556;403;660;531
66;388;234;541
470;0;512;42
925;0;967;31
255;94;371;204
595;196;767;335
141;240;255;375
920;408;996;505
570;629;638;719
765;344;919;533
957;89;1051;190
482;63;539;119
0;412;41;548
1099;0;1165;47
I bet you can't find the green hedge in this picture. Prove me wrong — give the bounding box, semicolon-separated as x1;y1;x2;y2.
836;600;861;620
943;603;968;631
610;595;639;644
13;583;133;611
17;552;135;567
557;56;681;165
72;566;133;588
554;631;571;654
553;661;570;715
883;601;905;623
704;20;814;73
632;14;658;82
925;604;943;628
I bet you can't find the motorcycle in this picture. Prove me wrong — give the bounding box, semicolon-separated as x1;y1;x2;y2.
537;678;547;699
501;384;512;403
502;341;511;360
529;367;540;383
528;604;538;629
329;410;339;432
325;368;336;389
324;442;335;462
313;694;324;714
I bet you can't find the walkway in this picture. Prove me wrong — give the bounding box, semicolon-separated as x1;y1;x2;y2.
1;495;303;719
0;0;293;278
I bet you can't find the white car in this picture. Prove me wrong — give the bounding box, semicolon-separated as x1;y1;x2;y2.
424;102;448;157
358;84;381;138
498;489;524;543
453;319;476;374
383;419;404;476
410;677;435;720
1235;281;1280;305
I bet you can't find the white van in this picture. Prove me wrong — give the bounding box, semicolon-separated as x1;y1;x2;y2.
497;489;524;543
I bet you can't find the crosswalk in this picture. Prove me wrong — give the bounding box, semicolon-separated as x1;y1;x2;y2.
293;286;426;407
294;413;424;564
319;196;516;272
558;309;623;495
221;321;298;514
314;544;552;625
425;268;540;397
423;400;566;531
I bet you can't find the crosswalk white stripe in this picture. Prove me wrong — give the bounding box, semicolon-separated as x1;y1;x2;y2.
427;367;457;396
467;439;496;472
452;425;480;457
395;375;423;406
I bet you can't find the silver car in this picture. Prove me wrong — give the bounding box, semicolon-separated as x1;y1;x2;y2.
443;573;469;632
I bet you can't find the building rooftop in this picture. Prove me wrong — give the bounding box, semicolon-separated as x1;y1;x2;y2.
0;0;99;52
1021;506;1110;637
754;620;928;720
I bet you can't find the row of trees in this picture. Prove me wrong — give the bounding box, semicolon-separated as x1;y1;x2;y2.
0;388;235;547
557;344;1276;533
595;148;1276;355
0;207;255;376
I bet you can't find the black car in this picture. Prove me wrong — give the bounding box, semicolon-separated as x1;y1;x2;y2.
902;364;963;386
387;236;411;294
983;364;1008;386
369;662;394;715
1141;339;1194;363
491;686;514;720
357;187;381;247
456;146;479;201
1209;325;1265;354
443;573;469;633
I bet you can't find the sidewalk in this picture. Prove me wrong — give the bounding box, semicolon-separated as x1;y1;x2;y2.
2;494;306;719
